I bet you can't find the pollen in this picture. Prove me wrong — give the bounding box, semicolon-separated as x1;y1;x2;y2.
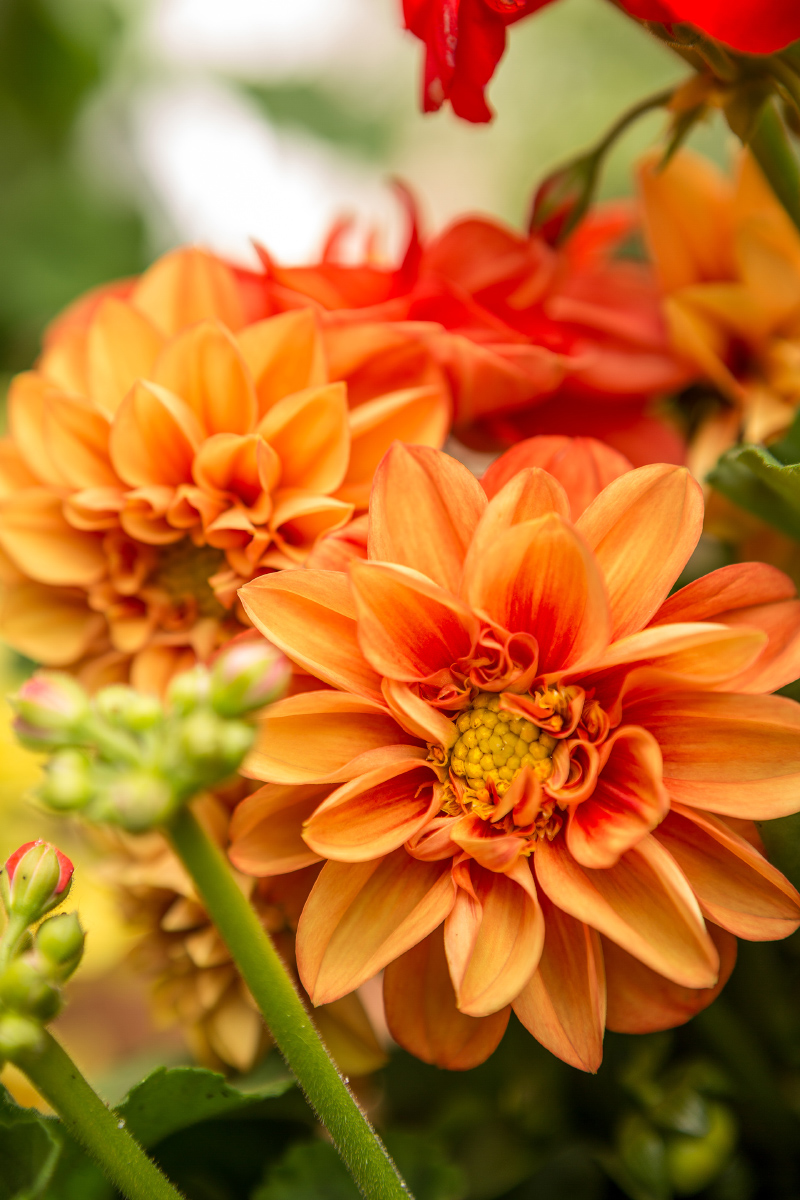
449;691;557;803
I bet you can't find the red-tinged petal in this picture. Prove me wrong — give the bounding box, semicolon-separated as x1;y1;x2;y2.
304;761;441;861
462;467;569;583
513;892;605;1073
482;435;632;520
0;490;105;587
586;622;766;685
367;443;485;592
406;817;461;862
650;562;796;625
349;560;479;681
154;320;257;437
296;850;455;1004
450;814;527;872
710;600;800;695
534;834;719;988
110;381;204;487
465;514;611;673
228;784;325;876
605;923;737;1034
237;309;326;417
384;927;510;1070
445;860;544;1017
244;690;418;784
238;570;383;702
656;805;800;941
576;464;703;640
86;298;165;417
258;383;350;495
625;691;800;818
567;726;669;869
382;677;459;747
132;247;245;334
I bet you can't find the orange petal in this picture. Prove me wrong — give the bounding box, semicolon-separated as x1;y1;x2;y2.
0;582;105;665
239;570;383;701
513;892;605;1072
482;436;633;520
258;383;349;494
270;490;354;563
41;390;118;489
367;443;485;592
587;622;767;687
86;298;165;416
567;726;669;869
656;805;800;940
154;320;257;436
384;927;510;1070
304;761;441;861
8;373;70;487
465;514;611;673
381;677;459;747
132;247;245;334
534;834;718;988
0;439;39;497
576;465;703;640
0;490;105;586
227;784;324;876
237;309;326;416
450;814;527;873
350;560;479;681
445;860;544;1017
625;690;800;818
244;689;413;784
192;432;266;501
720;599;800;694
651;561;796;623
462;467;569;581
296;850;455;1004
604;923;737;1034
110;381;203;487
340;386;451;508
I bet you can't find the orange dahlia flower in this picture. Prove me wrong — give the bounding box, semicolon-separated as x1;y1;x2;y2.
0;247;448;690
230;440;800;1072
639;148;800;478
257;198;693;467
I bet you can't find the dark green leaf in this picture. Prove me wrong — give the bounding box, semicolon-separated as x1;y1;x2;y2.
253;1141;358;1200
0;1082;61;1199
707;444;800;541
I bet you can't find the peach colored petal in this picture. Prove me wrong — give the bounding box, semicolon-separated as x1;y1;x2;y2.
534;834;719;988
482;436;633;520
384;927;509;1070
651;561;796;624
462;467;569;582
257;383;349;494
41;390;118;489
237;309;326;417
227;784;325;876
576;465;703;640
367;443;486;592
86;298;164;416
154;320;257;437
38;325;88;396
466;514;611;674
296;850;455;1004
63;487;125;532
110;381;204;487
306;514;369;571
513;893;605;1073
8;373;70;487
192;433;268;502
239;570;383;701
120;487;184;546
350;560;479;681
132;247;245;334
0;439;39;497
450;815;527;873
270;490;354;563
656;805;800;940
0;491;105;586
604;923;737;1034
382;677;459;748
587;622;767;686
0;583;105;665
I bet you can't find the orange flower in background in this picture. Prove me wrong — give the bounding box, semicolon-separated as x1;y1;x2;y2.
639;148;800;479
230;439;800;1072
0;247;449;691
258;197;693;467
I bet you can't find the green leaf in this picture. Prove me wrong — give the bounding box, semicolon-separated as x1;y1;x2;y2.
0;1082;61;1199
254;1141;359;1200
116;1060;295;1149
706;443;800;541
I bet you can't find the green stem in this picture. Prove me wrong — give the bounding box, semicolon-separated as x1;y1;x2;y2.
165;806;410;1200
748;99;800;234
13;1030;184;1200
0;913;30;972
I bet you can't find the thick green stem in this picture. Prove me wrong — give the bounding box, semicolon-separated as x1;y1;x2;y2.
748;100;800;234
165;806;410;1200
13;1030;184;1200
0;913;30;972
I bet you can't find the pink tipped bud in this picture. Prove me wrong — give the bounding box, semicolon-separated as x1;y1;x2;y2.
1;841;74;923
210;638;292;718
11;672;90;750
529;153;599;246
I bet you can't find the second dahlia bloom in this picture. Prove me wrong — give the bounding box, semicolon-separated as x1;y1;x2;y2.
231;441;800;1072
0;247;448;691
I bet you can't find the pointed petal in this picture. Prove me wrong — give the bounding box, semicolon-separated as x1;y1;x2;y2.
367;443;485;592
587;622;766;684
110;381;203;487
296;850;455;1004
482;436;632;519
237;309;326;416
462;467;569;582
87;298;164;416
651;561;796;624
8;373;70;487
258;383;349;494
450;815;527;873
466;514;611;673
656;805;800;940
513;892;605;1073
576;465;703;639
270;490;354;563
534;834;719;988
0;490;105;586
349;560;479;681
384;927;510;1070
132;247;245;334
239;570;383;701
227;784;325;876
382;677;459;747
154;320;257;436
41;391;118;489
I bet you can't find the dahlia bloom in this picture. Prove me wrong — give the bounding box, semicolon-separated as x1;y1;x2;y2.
0;247;448;691
259;199;692;467
639;149;800;479
230;440;800;1072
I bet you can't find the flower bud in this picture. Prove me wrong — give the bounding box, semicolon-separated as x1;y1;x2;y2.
39;749;95;813
0;1012;44;1060
92;772;176;833
0;958;61;1021
95;685;164;733
11;672;90;751
210;639;291;718
0;841;73;922
35;913;85;981
529;152;599;246
167;665;211;716
178;711;255;779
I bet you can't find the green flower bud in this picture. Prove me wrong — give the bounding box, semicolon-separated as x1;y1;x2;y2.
666;1102;737;1195
178;711;255;784
0;842;73;923
11;672;90;751
0;1012;44;1060
0;958;61;1021
210;639;291;718
39;749;95;813
167;666;211;717
92;772;176;833
35;913;85;981
95;686;164;733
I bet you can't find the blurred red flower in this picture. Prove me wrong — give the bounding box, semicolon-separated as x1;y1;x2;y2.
620;0;800;55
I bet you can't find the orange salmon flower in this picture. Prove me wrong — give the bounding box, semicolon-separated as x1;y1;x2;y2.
0;247;449;691
639;148;800;479
231;440;800;1072
257;197;692;467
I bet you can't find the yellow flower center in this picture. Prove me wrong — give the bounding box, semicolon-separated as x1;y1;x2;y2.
448;691;557;809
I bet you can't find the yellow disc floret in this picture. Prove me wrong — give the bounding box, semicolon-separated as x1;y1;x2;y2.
449;692;557;805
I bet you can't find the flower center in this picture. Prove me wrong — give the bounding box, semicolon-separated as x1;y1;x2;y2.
448;691;557;807
149;542;227;619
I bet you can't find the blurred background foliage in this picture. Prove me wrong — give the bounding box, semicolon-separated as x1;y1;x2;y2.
0;2;799;1199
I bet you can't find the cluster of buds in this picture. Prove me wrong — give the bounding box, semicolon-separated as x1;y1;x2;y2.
11;640;291;834
0;841;83;1060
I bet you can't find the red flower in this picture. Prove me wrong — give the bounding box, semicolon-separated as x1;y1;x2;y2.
620;0;800;55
